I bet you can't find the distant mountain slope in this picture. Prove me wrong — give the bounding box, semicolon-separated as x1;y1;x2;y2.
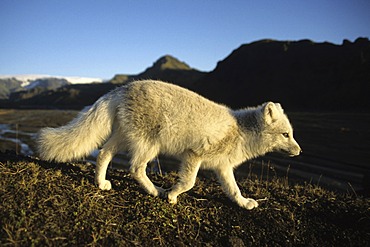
0;75;103;100
0;83;118;109
0;77;70;100
110;55;205;87
135;55;205;87
0;55;204;109
11;78;70;101
0;78;23;99
0;74;103;85
193;38;370;111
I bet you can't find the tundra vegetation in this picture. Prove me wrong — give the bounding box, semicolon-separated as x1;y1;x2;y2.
0;151;369;246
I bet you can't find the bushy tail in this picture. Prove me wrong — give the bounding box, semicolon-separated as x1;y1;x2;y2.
37;91;120;162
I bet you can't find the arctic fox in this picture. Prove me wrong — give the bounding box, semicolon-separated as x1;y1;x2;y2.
38;80;301;210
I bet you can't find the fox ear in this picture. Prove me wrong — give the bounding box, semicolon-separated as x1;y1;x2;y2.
263;102;280;124
275;103;284;113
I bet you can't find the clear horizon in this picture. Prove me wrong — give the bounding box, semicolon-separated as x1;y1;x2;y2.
1;0;369;79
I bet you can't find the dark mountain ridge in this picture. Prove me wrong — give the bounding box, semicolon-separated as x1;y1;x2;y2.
193;38;370;111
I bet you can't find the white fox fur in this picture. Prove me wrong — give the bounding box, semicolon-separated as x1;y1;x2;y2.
38;80;301;210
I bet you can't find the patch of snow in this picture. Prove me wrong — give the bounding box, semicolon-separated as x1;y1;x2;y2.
24;80;42;90
62;76;103;84
0;124;35;156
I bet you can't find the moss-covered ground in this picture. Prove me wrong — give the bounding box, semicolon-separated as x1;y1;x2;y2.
0;151;369;246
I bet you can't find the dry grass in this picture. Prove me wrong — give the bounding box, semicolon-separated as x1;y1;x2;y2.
0;151;369;246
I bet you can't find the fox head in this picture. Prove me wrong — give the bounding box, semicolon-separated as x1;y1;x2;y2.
260;102;302;157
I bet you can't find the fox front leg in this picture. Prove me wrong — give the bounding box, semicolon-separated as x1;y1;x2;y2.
215;167;258;210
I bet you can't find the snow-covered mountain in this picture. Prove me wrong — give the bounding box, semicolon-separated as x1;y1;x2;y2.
0;74;103;86
0;74;104;99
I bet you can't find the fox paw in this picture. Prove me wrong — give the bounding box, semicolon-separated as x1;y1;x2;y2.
239;197;258;210
167;192;178;204
97;180;112;190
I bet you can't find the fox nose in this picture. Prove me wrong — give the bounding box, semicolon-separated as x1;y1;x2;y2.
292;146;302;156
296;143;302;155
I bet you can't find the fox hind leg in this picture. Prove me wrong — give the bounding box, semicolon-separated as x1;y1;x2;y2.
95;134;122;190
129;145;165;197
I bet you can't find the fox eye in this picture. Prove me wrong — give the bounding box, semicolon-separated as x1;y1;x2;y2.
282;132;289;138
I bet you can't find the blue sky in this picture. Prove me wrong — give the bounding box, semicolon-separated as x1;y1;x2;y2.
1;0;369;79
